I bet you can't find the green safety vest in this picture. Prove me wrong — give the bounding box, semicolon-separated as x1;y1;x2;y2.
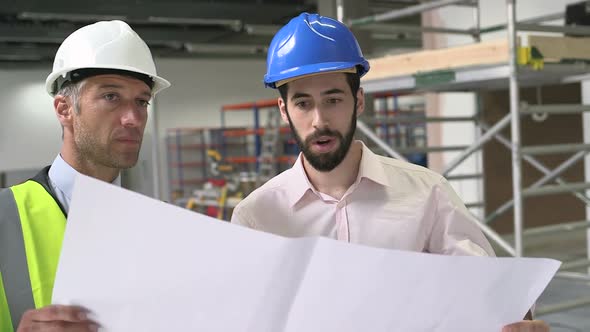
0;166;66;331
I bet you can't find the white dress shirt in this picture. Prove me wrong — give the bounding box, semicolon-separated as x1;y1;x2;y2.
48;154;121;214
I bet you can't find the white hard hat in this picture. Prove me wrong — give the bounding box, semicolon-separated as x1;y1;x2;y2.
45;20;170;96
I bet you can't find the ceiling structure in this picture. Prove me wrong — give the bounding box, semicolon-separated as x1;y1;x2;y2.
0;0;426;64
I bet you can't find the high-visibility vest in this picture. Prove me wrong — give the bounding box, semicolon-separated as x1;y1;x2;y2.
0;166;66;331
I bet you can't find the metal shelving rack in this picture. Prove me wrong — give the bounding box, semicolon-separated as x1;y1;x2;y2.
166;127;246;201
362;92;430;166
220;99;299;181
166;127;209;201
348;0;590;315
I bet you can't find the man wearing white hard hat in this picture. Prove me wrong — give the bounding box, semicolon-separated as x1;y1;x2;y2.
0;20;170;331
231;13;549;332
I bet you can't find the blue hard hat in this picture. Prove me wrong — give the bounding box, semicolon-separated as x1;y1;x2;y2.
263;12;370;89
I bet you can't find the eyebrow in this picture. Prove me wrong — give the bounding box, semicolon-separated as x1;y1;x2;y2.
98;84;152;98
290;88;346;101
321;88;346;96
290;92;311;101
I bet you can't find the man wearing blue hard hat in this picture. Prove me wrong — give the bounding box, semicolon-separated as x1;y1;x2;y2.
231;12;549;332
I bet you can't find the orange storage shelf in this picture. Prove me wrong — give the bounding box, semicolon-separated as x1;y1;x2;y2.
277;156;297;163
221;99;278;111
225;156;256;163
223;127;291;137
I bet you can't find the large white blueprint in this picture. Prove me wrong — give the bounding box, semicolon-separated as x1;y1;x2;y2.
52;174;560;332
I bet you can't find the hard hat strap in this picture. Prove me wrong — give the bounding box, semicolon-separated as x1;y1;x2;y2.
53;68;154;95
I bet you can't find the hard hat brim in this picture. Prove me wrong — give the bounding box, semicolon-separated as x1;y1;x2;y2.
46;64;171;97
264;60;369;89
273;67;358;88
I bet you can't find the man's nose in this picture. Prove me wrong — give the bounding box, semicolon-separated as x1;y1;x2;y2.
120;101;146;127
311;107;330;129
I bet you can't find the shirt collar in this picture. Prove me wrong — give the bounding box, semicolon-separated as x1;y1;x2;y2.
356;141;390;188
49;154;121;202
285;141;391;207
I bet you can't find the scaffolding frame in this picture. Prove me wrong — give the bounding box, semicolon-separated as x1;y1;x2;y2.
350;0;590;315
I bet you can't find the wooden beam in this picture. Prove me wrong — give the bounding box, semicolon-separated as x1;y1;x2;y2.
362;35;590;82
363;39;509;81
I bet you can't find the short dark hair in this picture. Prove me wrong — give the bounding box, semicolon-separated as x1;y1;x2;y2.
278;70;361;103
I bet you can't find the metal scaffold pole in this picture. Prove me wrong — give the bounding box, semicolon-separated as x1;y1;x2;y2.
507;0;523;257
582;80;590;276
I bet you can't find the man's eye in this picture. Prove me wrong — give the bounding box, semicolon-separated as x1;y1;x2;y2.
327;98;341;104
104;93;118;101
295;101;309;108
138;100;151;107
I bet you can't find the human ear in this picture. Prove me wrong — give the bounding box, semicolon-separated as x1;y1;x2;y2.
356;87;365;117
54;95;74;127
278;97;289;123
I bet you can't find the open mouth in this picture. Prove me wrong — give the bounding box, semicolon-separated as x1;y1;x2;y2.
313;135;335;144
310;136;337;152
315;138;332;145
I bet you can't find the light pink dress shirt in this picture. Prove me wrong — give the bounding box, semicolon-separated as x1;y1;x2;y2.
231;142;495;256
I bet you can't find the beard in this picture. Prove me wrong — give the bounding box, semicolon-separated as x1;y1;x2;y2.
74;119;142;170
286;107;357;172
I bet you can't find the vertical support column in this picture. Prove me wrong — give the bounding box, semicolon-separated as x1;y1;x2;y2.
507;0;523;257
220;109;227;159
175;128;183;198
472;0;481;42
149;98;161;200
254;105;261;172
582;80;590;274
165;129;173;203
473;0;484;219
421;7;445;172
